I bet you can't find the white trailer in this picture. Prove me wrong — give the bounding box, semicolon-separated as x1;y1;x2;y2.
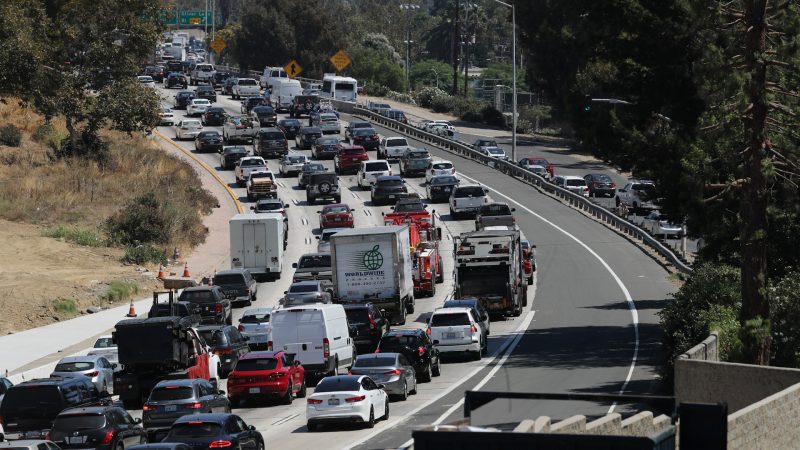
229;213;284;280
330;226;414;325
269;78;303;112
321;74;358;102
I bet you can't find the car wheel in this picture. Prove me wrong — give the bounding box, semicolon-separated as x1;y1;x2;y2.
432;359;441;377
256;440;264;450
366;407;375;429
399;380;408;401
297;378;307;398
307;422;317;432
421;362;432;382
283;380;293;405
116;442;124;450
409;377;417;395
384;399;390;419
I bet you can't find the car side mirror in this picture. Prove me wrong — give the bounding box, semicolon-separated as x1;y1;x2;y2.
284;204;290;208
511;208;516;212
315;236;320;240
433;340;440;345
283;291;288;294
249;425;256;431
378;384;387;390
292;262;298;268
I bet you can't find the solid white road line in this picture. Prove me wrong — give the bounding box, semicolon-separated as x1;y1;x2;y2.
457;172;638;414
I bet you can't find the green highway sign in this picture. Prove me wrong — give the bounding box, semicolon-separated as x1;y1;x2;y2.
179;10;212;25
160;8;177;26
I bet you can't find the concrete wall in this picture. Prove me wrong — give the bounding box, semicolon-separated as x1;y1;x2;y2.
728;382;800;449
675;358;800;412
678;332;718;362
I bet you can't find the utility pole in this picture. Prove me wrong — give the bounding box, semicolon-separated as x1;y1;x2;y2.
400;4;419;92
452;0;460;96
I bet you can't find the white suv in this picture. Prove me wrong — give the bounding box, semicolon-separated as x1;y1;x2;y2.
428;307;484;360
425;160;456;183
555;175;589;197
357;160;392;190
186;98;211;117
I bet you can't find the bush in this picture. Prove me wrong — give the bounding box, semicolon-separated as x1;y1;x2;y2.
450;97;485;122
385;90;416;106
52;298;77;314
122;244;167;265
414;86;449;108
430;94;455;113
0;124;22;147
770;272;800;367
41;224;104;247
102;281;139;303
366;83;390;97
32;122;66;151
106;192;169;245
481;105;507;128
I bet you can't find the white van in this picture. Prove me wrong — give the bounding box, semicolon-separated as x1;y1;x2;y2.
260;66;289;90
268;304;355;377
269;78;303;112
321;74;358;102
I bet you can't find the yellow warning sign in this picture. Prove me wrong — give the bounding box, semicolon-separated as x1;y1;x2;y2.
210;37;226;53
284;60;302;78
329;49;351;71
189;17;202;24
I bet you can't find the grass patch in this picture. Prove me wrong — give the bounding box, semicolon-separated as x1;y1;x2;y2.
41;224;104;247
52;298;77;314
102;281;139;303
122;244;168;265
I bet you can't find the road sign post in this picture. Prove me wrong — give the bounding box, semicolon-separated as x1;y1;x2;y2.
329;50;352;72
284;60;302;78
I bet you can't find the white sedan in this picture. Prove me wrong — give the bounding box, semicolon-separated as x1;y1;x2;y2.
159;107;175;126
306;375;389;431
187;98;211;117
137;75;156;89
86;335;118;367
482;146;509;161
175;119;203;140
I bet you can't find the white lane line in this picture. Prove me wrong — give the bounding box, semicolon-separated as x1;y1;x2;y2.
271;413;300;426
457;172;638;414
305;237;311;245
292;199;299;206
351;192;358;198
342;284;538;450
364;209;372;216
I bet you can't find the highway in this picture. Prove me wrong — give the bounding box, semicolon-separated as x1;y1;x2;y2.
0;83;674;450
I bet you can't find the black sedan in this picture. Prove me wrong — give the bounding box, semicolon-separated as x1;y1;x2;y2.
195;131;223;153
349;127;380;151
201;107;226;126
173;91;195;109
48;405;146;450
311;136;340;159
376;329;441;382
371;175;408;205
426;175;459;203
161;413;264;450
195;85;217;103
277;118;302;139
220;146;249;170
166;72;188;89
295;126;322;150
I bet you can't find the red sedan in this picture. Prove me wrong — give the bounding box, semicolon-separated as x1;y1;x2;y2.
334;144;369;174
226;351;306;406
318;203;355;229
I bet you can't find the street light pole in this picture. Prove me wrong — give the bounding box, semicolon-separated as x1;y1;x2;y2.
400;4;419;93
492;0;517;161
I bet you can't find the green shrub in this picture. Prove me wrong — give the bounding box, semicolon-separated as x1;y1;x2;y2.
41;224;104;247
122;244;167;265
431;94;454;113
385;90;416;105
770;272;800;367
481;105;507;128
31;122;66;151
367;84;390;97
451;97;485;122
103;281;139;303
52;298;77;314
106;192;169;245
0;124;22;147
414;87;449;108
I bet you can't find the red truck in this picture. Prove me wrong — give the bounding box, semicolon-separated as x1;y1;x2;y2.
383;195;433;228
386;210;444;298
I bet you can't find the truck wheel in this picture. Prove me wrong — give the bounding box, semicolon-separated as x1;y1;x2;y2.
226;314;232;325
436;269;444;284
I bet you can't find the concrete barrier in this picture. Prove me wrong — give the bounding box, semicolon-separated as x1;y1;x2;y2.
727;381;800;449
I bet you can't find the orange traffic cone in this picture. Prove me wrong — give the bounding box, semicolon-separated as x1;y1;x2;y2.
157;264;165;279
126;299;136;317
182;262;190;277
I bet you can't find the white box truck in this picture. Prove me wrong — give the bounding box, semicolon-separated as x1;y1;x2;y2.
268;304;354;378
330;226;415;325
269;78;303;112
229;213;284;280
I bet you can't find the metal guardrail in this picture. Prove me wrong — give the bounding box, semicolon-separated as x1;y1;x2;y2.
328;98;693;274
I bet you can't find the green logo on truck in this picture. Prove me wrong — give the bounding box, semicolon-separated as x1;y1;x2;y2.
361;245;384;270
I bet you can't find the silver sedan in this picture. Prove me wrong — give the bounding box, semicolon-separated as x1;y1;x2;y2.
279;154;310;176
349;353;417;401
50;355;115;394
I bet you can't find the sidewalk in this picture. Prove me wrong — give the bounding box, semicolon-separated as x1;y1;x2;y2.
0;135;237;379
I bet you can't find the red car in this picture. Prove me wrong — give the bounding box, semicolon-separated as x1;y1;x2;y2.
334;144;369;175
518;157;555;179
318;203;355;229
226;351;306;406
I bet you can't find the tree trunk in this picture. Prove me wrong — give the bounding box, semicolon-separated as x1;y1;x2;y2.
452;0;460;96
740;0;771;365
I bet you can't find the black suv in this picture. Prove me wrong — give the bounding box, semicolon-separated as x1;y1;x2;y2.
349;127;380;151
376;329;441;382
254;128;288;159
147;299;202;326
344;303;390;353
178;286;232;325
196;325;250;376
166;72;187;89
295;126;322;150
251;105;277;127
219;146;248;170
240;96;266;115
173;91;195;109
289;95;320;118
49;405;146;450
371;175;408;205
306;172;340;204
201;107;226;126
277;118;302;139
194;85;217;103
212;269;257;307
0;377;103;436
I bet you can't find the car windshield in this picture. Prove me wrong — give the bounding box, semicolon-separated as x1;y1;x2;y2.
378;179;403;187
354;129;375;136
94;337;114;348
591;174;612;182
256;201;282;211
354;357;397;368
320;231;339;241
199;132;219;138
198;329;228;346
477;140;497;147
298;254;331;268
324;206;349;214
183;122;201;129
241;159;264;167
487;148;504;155
431;312;470;327
289;284;319;293
314;377;361;393
386;138;407;147
342;148;363;155
150;386;194;401
167;423;221;438
180;291;215;303
566;179;586;187
317;137;338;145
408;159;428;168
407;151;429;159
52;413;106;431
454;186;485;197
54;361;94;372
238;79;257;86
225;147;247;155
240;312;270;323
286;157;306;165
365;162;389;172
213;274;245;285
345;308;370;324
260;132;284;140
281;119;301;126
432;163;453;170
379;335;420;348
303;164;325;172
395;202;424;213
431;176;457;185
234;358;278;371
634;184;657;195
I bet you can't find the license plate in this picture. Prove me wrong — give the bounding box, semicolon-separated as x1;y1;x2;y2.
165;405;177;412
328;398;340;405
444;188;451;192
389;195;396;199
249;387;260;394
446;332;458;339
67;436;87;444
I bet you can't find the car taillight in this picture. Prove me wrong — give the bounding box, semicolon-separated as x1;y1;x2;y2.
307;399;323;404
374;348;381;353
86;371;99;377
345;395;366;403
267;340;273;350
368;313;377;330
611;182;617;188
214;348;232;355
418;346;426;356
186;402;204;409
323;337;330;358
244;288;251;294
209;440;233;448
238;324;245;332
470;325;477;334
100;430;114;445
384;369;402;375
426;328;431;336
142;404;156;411
215;303;222;314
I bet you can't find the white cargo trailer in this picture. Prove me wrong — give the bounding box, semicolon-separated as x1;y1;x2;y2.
330;226;414;325
229;213;284;280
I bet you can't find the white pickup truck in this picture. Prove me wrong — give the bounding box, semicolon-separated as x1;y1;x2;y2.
234;156;268;187
231;78;260;99
378;136;414;160
222;115;259;144
190;64;215;86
